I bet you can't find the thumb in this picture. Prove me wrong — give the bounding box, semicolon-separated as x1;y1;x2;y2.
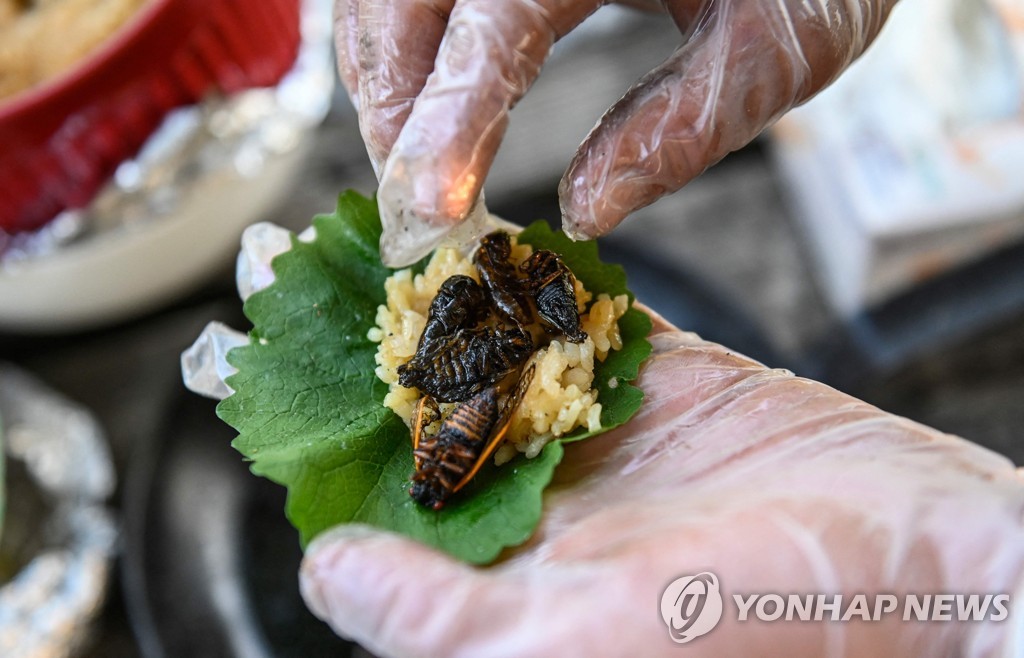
559;0;896;238
299;524;631;657
300;525;503;658
303;523;552;658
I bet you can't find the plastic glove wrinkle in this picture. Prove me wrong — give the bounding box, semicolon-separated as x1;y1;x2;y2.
301;322;1024;656
356;0;455;171
333;0;361;101
559;0;900;238
376;0;604;265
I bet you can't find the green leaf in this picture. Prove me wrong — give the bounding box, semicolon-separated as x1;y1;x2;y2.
218;191;650;563
516;222;653;442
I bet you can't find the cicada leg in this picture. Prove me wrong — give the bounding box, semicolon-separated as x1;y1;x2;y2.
520;251;563;291
535;270;563;292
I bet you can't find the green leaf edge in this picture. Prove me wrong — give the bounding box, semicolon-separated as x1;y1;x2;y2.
515;221;653;443
217;191;651;564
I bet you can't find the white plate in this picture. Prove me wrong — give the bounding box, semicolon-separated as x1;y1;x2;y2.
0;138;311;332
0;0;333;333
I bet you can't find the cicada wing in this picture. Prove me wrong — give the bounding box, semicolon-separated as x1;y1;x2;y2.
412;396;440;468
500;362;535;425
452;364;536;494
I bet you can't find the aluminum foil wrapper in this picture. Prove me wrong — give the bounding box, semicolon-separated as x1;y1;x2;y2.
0;365;117;658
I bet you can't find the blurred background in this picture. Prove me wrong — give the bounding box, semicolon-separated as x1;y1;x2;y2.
0;0;1022;655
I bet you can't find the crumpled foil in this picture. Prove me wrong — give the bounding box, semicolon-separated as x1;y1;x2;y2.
0;0;334;269
0;0;335;654
181;221;294;401
0;365;117;658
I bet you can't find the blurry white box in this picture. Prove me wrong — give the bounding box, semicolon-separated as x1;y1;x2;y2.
772;0;1024;316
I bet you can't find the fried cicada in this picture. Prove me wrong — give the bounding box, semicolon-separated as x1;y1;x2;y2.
474;230;533;328
397;324;533;403
521;249;587;343
410;365;535;509
413;274;489;351
398;231;589;509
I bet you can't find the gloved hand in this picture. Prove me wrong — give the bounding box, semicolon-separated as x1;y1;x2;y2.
300;310;1024;657
334;0;899;266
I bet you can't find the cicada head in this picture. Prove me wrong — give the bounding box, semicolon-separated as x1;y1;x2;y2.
409;472;449;510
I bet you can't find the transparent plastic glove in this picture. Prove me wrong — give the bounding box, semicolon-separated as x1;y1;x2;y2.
334;0;899;265
301;310;1024;657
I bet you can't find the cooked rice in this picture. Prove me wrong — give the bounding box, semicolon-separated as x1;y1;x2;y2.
368;236;622;462
368;236;628;465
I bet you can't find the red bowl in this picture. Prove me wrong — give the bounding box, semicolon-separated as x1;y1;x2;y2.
0;0;301;236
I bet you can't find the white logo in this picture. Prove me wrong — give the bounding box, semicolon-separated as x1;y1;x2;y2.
660;572;724;644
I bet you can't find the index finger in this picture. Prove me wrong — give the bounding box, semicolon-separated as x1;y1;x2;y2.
376;0;603;267
356;0;456;171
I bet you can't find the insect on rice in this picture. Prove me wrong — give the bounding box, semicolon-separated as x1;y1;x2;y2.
368;233;629;485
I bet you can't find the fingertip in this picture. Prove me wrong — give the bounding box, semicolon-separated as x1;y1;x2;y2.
379;0;603;249
300;524;474;613
300;525;483;655
300;524;385;624
558;154;637;240
557;172;595;241
377;157;468;267
561;0;897;242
